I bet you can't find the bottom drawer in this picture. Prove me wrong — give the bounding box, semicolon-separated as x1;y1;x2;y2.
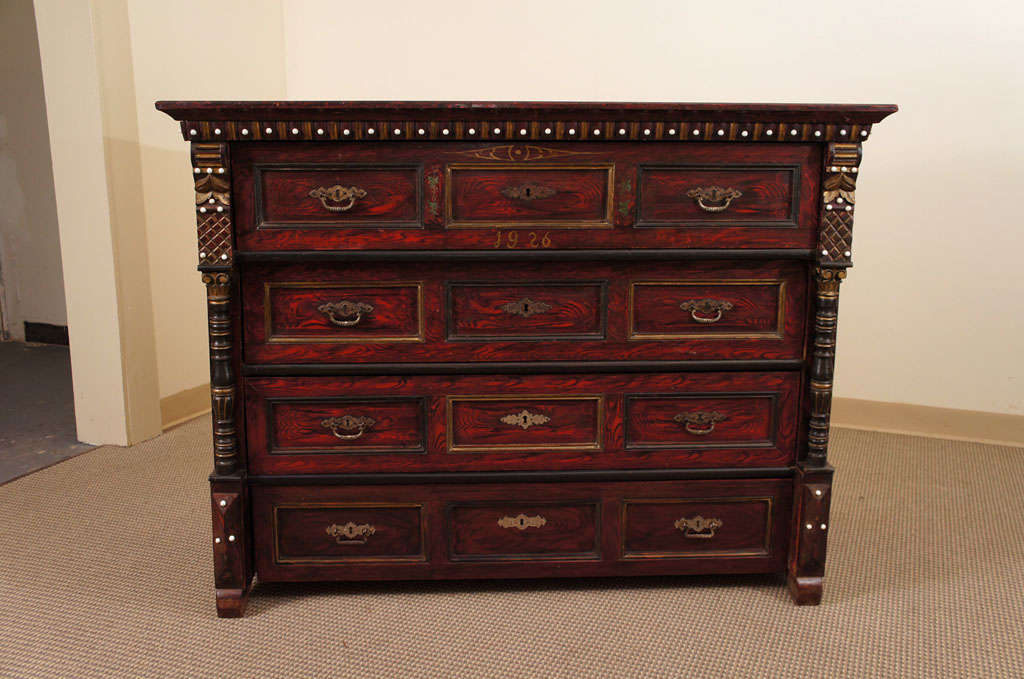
252;478;792;582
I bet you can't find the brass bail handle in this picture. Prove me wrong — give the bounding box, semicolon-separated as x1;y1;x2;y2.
309;185;367;212
318;301;374;327
673;410;728;435
686;186;742;213
679;298;734;324
321;415;376;440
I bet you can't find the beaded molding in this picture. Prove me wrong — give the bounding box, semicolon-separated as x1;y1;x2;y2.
181;120;872;143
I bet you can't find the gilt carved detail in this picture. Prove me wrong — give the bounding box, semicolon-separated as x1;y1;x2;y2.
191;143;233;267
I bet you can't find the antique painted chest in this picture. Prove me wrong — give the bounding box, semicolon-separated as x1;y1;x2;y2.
156;102;896;616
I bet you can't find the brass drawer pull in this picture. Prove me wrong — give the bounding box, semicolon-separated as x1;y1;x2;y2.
309;185;367;212
674;515;722;539
501;183;556;201
686;186;742;213
321;415;376;440
326;522;376;545
498;514;547;530
500;409;551;430
673;410;728;435
679;298;734;324
318;300;374;327
501;297;552;318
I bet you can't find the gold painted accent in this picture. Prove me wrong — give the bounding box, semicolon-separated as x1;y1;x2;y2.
628;279;786;340
620;497;774;560
678;298;734;324
318;300;374;327
686;186;742;213
263;281;425;344
673;410;728;435
500;409;551;430
308;185;367;212
498;514;548;530
445;163;615;229
445;395;604;454
674;515;723;538
326;521;376;544
501;183;556;201
321;415;376;440
450;145;598;161
500;297;552;318
815;267;847;295
273;503;427;564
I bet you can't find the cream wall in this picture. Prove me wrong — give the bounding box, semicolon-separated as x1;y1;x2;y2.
282;0;1024;416
0;0;66;340
125;0;286;399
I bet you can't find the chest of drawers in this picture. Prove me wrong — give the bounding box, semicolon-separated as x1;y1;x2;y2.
157;101;896;617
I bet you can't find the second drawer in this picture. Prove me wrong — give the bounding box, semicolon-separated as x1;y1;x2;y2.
244;371;800;474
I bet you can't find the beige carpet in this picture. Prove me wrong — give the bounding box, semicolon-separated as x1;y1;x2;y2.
1;419;1022;678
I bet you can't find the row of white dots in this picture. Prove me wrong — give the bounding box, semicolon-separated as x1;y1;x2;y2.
213;534;236;543
193;167;225;174
805;523;828;530
821;249;853;257
199;252;230;261
188;125;871;138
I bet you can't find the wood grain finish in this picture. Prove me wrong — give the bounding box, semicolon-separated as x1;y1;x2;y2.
258;166;420;226
158;102;895;614
251;478;791;582
242;260;806;363
230;143;821;251
243;372;799;474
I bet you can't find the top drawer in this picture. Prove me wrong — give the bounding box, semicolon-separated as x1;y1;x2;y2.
231;143;820;251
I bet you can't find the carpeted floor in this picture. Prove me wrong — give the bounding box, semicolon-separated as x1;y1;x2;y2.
0;418;1022;678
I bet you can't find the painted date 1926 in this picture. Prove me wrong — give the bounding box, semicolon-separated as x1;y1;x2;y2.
493;231;553;249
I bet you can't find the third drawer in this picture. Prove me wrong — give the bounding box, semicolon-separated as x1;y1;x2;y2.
244;371;800;474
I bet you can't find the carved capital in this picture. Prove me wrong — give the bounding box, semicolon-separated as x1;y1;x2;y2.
192;143;233;267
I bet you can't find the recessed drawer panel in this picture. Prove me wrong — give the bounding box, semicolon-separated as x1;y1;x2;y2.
447;395;603;453
244;372;799;474
243;260;806;363
626;393;777;449
638;166;798;226
447;502;600;561
273;503;426;563
629;280;786;339
262;281;424;343
258;166;420;227
622;497;774;559
446;165;613;228
447;281;606;340
267;397;426;455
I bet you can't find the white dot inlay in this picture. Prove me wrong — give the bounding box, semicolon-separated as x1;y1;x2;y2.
216;206;223;213
221;254;228;261
265;127;273;134
189;129;197;136
668;129;676;135
241;128;249;135
199;207;206;213
206;168;212;174
791;129;798;136
291;127;299;135
593;129;601;135
393;128;401;135
228;534;236;542
806;523;814;530
199;252;206;258
520;129;528;135
367;128;375;134
766;129;773;136
217;168;224;174
844;250;851;257
494;127;501;134
214;537;221;544
825;205;833;211
820;523;827;530
317;128;324;135
619;128;626;135
343;129;351;135
845;206;852;212
836;197;844;204
544;128;552;134
717;129;725;136
568;128;576;135
741;130;749;137
219;499;227;507
443;129;450;135
861;130;868;136
418;128;425;135
821;249;829;256
693;129;700;136
193;168;201;174
468;128;476;135
209;198;215;204
814;489;822;496
814;130;821;137
840;129;847;135
214;128;221;135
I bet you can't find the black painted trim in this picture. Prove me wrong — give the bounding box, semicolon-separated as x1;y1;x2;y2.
242;359;804;377
235;249;815;264
245;466;795;486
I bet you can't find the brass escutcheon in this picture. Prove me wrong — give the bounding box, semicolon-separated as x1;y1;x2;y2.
674;515;723;538
500;183;557;201
500;409;551;430
686;186;742;213
326;522;376;544
498;514;547;530
500;297;552;318
679;298;734;324
309;185;367;212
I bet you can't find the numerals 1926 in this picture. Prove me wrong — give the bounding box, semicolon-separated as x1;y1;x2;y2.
493;231;553;249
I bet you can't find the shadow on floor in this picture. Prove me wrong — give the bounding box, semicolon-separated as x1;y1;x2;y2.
0;341;93;484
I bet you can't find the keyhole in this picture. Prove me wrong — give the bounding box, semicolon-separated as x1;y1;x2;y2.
522;302;530;314
524;187;532;197
518;517;527;528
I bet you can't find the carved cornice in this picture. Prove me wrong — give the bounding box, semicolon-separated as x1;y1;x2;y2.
176;120;875;143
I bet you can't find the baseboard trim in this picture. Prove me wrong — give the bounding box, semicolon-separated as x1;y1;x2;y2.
160;384;210;430
832;397;1024;448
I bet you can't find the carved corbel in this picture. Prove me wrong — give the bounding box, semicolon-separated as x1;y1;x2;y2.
191;142;233;267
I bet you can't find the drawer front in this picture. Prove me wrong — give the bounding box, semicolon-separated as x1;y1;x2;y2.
447;501;600;561
232;143;819;251
638;165;797;227
262;281;424;343
242;260;806;363
621;497;774;559
447;165;613;227
272;502;426;564
251;479;790;581
258;165;420;227
244;372;799;474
